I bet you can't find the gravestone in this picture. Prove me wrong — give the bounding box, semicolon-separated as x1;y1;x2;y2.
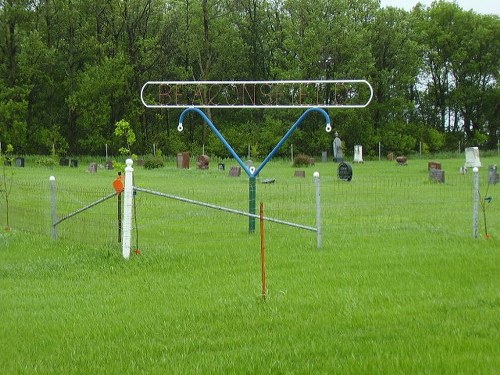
387;152;394;161
218;163;225;171
60;157;69;166
15;157;25;167
396;156;407;166
70;159;78;168
465;147;481;168
104;161;114;170
88;163;97;173
294;170;305;178
353;145;364;163
338;162;353;181
321;151;327;163
229;166;241;177
177;152;190;169
488;165;499;185
262;178;276;184
429;168;445;183
197;155;210;169
332;132;343;162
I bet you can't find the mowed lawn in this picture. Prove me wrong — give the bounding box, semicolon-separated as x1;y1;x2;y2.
1;156;499;374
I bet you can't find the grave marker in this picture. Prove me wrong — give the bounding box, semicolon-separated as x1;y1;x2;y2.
429;168;445;183
229;166;241;177
338;162;353;181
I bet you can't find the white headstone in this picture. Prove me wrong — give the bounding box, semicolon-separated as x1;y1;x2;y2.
353;145;363;163
465;147;481;168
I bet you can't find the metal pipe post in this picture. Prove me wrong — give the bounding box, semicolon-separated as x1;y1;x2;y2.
314;172;322;249
49;176;58;240
249;177;256;233
260;202;267;300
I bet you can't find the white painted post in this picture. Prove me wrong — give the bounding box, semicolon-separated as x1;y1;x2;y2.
105;144;108;161
472;167;479;239
314;171;322;249
122;159;134;259
378;142;381;161
49;176;58;240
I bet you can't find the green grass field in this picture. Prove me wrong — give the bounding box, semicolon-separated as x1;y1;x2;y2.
1;156;499;374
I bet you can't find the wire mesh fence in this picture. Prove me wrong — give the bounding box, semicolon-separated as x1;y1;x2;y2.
1;163;498;249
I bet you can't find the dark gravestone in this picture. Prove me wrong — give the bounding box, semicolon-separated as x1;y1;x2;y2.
229;166;241;177
104;161;114;170
338;162;353;181
197;155;210;169
15;157;25;167
262;178;276;184
294;170;305;178
396;156;407;166
60;158;69;166
488;165;499;185
429;168;445;183
218;163;225;171
70;159;78;168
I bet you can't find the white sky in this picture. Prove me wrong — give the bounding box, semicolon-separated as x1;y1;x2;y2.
379;0;500;15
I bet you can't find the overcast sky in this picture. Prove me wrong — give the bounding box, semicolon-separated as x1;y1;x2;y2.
379;0;500;15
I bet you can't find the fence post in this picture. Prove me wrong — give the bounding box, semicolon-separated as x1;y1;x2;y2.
314;172;322;249
49;176;58;240
122;159;134;259
249;176;256;233
472;167;479;238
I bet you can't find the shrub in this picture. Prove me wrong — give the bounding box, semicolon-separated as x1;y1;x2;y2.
35;156;57;168
143;155;164;170
293;154;314;167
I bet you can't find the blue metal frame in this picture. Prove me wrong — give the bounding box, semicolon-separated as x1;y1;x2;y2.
178;107;331;177
178;106;331;233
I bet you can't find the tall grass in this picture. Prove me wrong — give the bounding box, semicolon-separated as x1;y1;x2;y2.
0;156;498;374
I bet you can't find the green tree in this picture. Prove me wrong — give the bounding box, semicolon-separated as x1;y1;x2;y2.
413;2;499;146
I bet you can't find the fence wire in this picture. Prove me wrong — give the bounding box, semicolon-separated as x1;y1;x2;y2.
1;168;498;249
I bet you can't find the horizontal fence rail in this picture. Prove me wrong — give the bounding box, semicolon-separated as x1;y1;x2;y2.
134;186;317;232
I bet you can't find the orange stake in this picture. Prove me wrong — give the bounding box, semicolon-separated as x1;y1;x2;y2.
260;202;267;300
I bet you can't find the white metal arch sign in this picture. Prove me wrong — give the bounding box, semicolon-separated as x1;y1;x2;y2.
141;80;373;109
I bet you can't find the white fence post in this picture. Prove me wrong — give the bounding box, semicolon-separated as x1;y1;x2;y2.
472;167;480;239
122;159;134;259
314;172;322;249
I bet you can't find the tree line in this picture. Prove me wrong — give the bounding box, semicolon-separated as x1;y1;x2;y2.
0;0;498;158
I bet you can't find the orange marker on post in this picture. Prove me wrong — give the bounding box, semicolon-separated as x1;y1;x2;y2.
113;173;124;194
114;172;124;243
